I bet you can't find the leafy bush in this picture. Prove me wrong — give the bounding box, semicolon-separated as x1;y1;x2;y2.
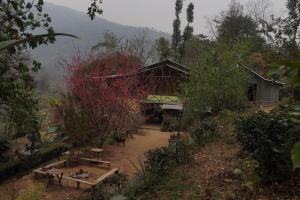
89;173;128;200
292;141;300;169
121;136;195;198
0;137;10;161
145;136;195;174
190;118;217;147
234;158;260;187
0;142;69;182
236;111;300;183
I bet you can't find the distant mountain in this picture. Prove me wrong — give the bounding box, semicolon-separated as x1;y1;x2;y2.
31;3;170;91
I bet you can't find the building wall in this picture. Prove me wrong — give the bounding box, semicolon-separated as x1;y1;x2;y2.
255;78;280;105
142;66;188;96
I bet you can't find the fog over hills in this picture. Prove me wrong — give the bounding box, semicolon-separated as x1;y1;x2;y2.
31;3;169;91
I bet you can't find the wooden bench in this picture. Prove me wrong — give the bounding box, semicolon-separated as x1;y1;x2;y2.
63;168;119;189
95;168;118;184
33;160;67;178
80;158;111;168
63;176;96;189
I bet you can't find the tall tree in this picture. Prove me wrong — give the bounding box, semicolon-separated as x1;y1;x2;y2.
92;31;119;53
180;3;195;61
185;40;251;121
172;0;183;54
155;37;172;61
217;1;258;42
92;31;156;65
0;0;103;149
61;53;150;147
183;3;195;42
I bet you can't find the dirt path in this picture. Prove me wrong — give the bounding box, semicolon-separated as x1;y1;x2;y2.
0;126;170;200
102;127;170;176
190;141;242;199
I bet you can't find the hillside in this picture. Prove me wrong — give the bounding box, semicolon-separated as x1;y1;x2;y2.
31;3;169;91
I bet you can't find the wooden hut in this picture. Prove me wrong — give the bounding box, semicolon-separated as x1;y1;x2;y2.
244;66;284;106
138;60;190;124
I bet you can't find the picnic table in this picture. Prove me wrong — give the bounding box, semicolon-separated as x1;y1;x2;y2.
45;168;64;188
87;148;103;160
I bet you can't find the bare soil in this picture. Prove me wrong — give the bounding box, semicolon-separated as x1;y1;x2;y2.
0;126;170;200
140;140;300;200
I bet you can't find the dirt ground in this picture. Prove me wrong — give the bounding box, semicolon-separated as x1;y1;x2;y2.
140;140;300;200
0;126;170;200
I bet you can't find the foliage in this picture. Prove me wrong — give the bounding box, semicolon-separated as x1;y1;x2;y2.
172;0;183;52
130;158;161;193
122;137;195;198
59;53;149;147
0;51;40;142
262;0;300;59
172;0;195;61
233;158;260;195
292;141;300;169
0;0;77;155
0;137;10;161
236;111;300;183
0;34;78;52
185;40;250;121
145;136;194;174
189;117;217;147
92;30;119;53
87;0;103;20
92;31;156;65
216;0;263;47
155;37;172;61
0;142;69;182
181;3;195;59
0;0;101;49
0;0;55;52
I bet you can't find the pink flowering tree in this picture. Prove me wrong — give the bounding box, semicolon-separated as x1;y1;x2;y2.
59;53;152;147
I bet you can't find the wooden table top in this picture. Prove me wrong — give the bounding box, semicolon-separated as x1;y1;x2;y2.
89;148;103;153
45;168;64;175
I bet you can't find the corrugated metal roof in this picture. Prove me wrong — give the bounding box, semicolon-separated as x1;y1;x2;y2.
243;65;285;86
161;104;183;110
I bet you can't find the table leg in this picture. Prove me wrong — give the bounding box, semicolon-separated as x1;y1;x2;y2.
57;173;63;188
47;175;53;188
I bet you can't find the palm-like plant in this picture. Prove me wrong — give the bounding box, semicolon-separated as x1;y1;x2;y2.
0;33;78;52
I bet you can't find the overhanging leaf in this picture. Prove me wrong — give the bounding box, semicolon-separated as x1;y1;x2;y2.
292;141;300;169
0;33;79;51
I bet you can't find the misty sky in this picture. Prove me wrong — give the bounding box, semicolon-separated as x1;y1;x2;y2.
45;0;286;34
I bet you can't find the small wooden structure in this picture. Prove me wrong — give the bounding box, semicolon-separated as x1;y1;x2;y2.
87;148;103;160
138;59;190;96
33;149;118;189
138;60;190;125
244;66;284;106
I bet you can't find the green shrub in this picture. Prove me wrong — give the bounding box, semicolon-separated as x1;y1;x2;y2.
145;136;195;174
0;142;69;182
121;136;195;198
0;137;10;161
145;147;172;174
190;118;217;147
235;111;300;184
